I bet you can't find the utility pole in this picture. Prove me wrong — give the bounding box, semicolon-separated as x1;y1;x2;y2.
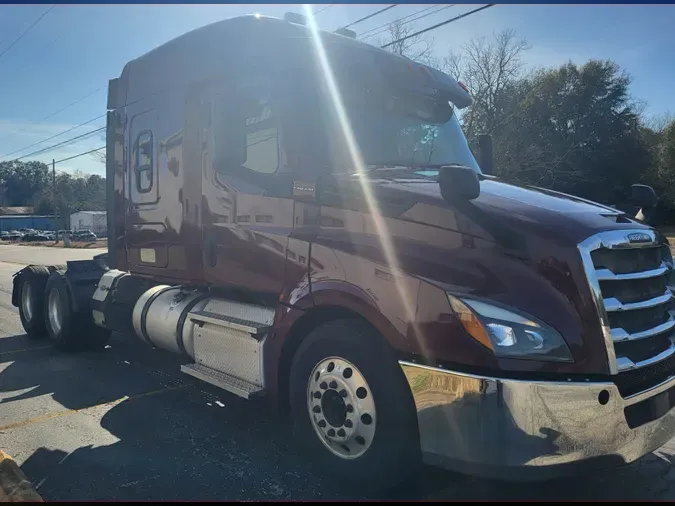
52;158;56;218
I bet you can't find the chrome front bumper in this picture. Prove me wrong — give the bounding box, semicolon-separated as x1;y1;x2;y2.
400;361;675;478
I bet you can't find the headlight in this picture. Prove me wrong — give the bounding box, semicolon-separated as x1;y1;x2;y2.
447;295;573;362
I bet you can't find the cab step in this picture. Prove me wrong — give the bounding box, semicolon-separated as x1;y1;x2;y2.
181;363;264;399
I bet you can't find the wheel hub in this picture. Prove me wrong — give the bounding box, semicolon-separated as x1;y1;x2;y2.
47;288;63;335
321;389;347;427
307;357;377;460
21;282;33;322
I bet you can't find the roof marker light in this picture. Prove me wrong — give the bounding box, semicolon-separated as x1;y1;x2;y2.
284;12;307;25
334;28;357;38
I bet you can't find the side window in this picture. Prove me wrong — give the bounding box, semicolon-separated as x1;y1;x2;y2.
241;84;278;174
134;131;153;193
215;78;279;175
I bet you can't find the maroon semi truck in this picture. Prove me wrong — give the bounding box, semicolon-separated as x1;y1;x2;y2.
12;13;675;489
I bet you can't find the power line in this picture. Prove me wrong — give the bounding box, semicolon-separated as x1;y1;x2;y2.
53;146;104;165
0;6;54;63
39;87;104;123
359;5;441;38
0;113;106;160
381;4;495;49
362;5;455;41
340;5;399;30
313;4;334;15
14;126;105;161
0;86;103;144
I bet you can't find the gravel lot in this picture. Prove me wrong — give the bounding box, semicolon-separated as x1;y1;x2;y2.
1;244;675;500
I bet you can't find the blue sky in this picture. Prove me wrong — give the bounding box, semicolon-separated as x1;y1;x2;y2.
0;4;673;176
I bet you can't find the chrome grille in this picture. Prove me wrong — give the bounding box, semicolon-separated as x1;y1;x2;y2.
579;229;675;375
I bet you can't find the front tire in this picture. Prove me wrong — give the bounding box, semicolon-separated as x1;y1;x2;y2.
289;319;421;492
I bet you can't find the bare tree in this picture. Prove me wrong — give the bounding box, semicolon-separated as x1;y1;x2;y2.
375;19;437;67
90;150;106;165
643;111;675;134
443;29;529;140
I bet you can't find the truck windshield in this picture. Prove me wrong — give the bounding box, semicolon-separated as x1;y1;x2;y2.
321;78;481;174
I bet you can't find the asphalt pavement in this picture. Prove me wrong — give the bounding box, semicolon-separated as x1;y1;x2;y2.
1;244;675;500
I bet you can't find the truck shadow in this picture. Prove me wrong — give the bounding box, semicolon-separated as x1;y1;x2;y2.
1;333;674;500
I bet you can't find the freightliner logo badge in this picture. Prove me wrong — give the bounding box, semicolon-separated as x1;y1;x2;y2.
627;232;652;243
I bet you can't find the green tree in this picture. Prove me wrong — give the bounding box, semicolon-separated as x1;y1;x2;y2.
491;60;652;205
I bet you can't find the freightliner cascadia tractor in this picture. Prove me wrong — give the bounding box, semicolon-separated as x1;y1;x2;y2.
12;13;675;489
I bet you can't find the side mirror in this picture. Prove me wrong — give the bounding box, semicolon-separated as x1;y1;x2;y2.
478;134;494;176
439;165;480;202
631;184;658;209
631;184;658;224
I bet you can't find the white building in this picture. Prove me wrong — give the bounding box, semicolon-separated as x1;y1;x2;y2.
70;211;107;236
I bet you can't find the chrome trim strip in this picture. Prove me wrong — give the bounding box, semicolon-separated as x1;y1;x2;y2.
578;229;660;375
604;290;673;312
616;342;675;372
397;360;587;388
611;317;675;343
624;373;675;406
596;264;669;281
399;360;675;406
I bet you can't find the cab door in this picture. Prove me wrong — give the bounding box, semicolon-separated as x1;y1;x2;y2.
200;68;295;299
125;107;169;270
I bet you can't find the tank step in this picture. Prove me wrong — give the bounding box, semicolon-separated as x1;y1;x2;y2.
181;363;264;399
188;310;270;336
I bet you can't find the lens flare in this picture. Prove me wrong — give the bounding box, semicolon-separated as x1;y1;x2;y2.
303;6;427;358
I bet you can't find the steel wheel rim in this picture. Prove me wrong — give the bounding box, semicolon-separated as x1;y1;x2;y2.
307;357;377;460
21;282;33;322
47;288;63;335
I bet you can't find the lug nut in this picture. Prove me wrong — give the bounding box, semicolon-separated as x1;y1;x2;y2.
329;380;338;389
344;419;353;428
337;428;346;437
346;404;353;413
320;382;328;390
318;420;326;428
339;389;348;397
313;406;321;413
327;429;335;437
313;391;322;399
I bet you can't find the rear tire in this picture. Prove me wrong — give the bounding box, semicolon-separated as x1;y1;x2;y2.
289;319;421;493
43;272;111;351
18;266;50;338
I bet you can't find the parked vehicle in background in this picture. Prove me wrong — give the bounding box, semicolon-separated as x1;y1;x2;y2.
21;232;50;242
70;211;107;238
10;13;675;491
72;230;97;241
3;232;23;241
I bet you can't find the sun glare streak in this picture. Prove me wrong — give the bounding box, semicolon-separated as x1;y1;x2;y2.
302;6;428;358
